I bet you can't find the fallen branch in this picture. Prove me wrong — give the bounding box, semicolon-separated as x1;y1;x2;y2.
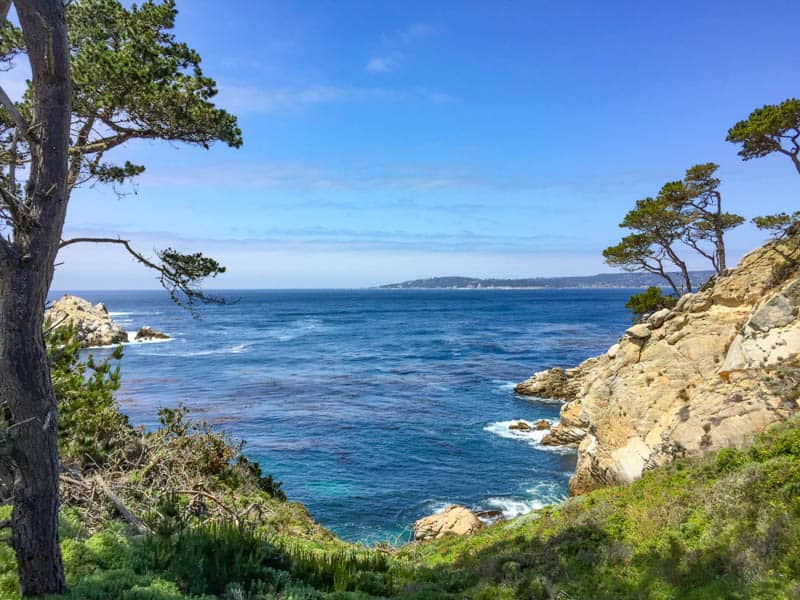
95;475;150;535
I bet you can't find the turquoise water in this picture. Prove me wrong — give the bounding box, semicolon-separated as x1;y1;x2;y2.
53;289;633;543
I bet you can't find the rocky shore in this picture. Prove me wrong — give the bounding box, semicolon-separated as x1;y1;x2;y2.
46;294;170;348
515;240;800;495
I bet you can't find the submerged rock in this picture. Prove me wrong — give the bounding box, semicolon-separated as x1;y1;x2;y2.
413;505;483;541
46;295;128;348
135;326;171;341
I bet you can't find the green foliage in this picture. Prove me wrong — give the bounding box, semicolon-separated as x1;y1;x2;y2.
603;197;687;295
1;0;242;306
155;248;227;308
46;324;136;469
139;522;286;596
727;98;800;172
624;286;677;319
68;0;242;154
604;162;743;296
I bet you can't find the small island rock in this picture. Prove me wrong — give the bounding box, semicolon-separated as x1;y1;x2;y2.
135;326;171;341
508;421;531;431
413;505;483;541
45;295;128;348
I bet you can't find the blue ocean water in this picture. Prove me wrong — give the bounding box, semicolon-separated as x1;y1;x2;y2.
49;289;633;544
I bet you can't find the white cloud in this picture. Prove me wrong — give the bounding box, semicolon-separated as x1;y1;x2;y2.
215;82;452;113
365;56;398;73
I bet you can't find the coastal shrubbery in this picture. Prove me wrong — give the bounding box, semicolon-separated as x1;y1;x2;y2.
624;286;677;320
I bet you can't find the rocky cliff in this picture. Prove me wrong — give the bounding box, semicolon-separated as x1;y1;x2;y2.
516;240;800;495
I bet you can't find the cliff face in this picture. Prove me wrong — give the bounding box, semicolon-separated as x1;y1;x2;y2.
517;241;800;495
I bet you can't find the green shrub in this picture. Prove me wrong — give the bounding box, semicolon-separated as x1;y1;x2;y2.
625;286;677;320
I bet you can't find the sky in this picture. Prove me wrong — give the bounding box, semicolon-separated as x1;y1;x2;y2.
16;0;800;288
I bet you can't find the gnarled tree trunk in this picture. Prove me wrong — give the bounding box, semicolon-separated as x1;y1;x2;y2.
0;1;71;595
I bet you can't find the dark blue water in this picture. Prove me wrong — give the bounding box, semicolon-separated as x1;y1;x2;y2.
49;289;632;544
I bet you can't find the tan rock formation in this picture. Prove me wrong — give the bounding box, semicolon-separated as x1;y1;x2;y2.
517;240;800;496
514;357;600;401
413;505;483;541
46;295;128;348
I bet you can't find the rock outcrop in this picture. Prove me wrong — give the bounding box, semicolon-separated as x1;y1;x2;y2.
514;358;599;402
46;295;128;347
135;326;170;341
413;505;483;541
517;240;800;496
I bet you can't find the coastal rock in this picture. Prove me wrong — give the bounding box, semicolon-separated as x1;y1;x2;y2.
508;421;531;431
625;323;651;340
135;326;171;341
516;240;800;497
45;295;128;348
514;367;569;399
648;308;673;329
533;419;551;430
413;505;483;541
540;425;586;447
514;357;599;402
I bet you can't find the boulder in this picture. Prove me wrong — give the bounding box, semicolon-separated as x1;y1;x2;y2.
625;323;651;340
508;421;531;431
648;308;673;329
45;295;128;348
533;419;551;430
135;326;171;341
413;505;483;541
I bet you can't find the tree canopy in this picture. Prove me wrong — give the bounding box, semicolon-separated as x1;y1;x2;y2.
726;98;800;175
1;0;242;306
604;164;743;297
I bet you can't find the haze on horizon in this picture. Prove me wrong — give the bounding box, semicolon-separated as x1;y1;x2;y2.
25;0;799;289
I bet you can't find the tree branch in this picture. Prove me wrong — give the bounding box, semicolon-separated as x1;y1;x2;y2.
59;236;163;270
58;237;227;309
0;85;33;143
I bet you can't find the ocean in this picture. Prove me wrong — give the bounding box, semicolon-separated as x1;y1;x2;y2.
49;288;633;544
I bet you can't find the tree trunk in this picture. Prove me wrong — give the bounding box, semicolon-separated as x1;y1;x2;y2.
716;231;726;273
0;1;72;595
0;269;64;596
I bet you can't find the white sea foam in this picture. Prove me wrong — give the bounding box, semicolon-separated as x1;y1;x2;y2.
493;381;517;393
484;419;577;454
484;497;545;519
108;311;132;317
483;481;567;520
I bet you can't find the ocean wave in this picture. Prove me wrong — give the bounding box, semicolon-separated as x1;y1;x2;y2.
484;419;552;444
484;419;576;454
266;318;325;342
492;381;517;393
483;481;567;520
174;343;252;357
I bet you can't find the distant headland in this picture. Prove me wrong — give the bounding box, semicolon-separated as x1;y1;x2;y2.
378;271;714;290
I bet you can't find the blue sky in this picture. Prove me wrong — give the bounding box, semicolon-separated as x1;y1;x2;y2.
41;0;800;288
